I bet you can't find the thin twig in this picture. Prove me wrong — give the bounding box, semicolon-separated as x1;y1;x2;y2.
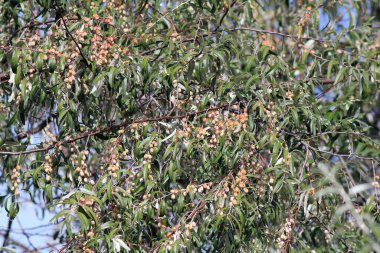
214;0;238;32
16;217;38;251
61;17;90;68
144;0;191;34
0;233;30;251
302;141;380;163
281;131;379;163
57;238;75;253
227;27;325;42
137;0;149;15
20;18;79;30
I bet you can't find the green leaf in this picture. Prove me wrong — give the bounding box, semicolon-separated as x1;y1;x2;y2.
91;73;105;95
48;58;56;73
80;188;96;196
7;111;19;127
334;66;347;86
77;211;90;231
11;49;19;73
8;202;20;219
0;247;18;253
14;66;21;86
36;53;44;71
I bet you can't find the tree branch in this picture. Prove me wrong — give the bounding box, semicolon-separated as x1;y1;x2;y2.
0;217;13;252
139;26;325;56
0;103;243;156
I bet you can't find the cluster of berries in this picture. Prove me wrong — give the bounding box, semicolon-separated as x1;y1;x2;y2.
10;165;21;196
276;217;295;248
44;155;53;182
73;150;91;183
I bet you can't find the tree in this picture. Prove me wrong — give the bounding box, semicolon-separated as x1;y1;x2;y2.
0;0;380;252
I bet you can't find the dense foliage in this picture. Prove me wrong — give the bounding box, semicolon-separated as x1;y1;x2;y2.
1;0;380;252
